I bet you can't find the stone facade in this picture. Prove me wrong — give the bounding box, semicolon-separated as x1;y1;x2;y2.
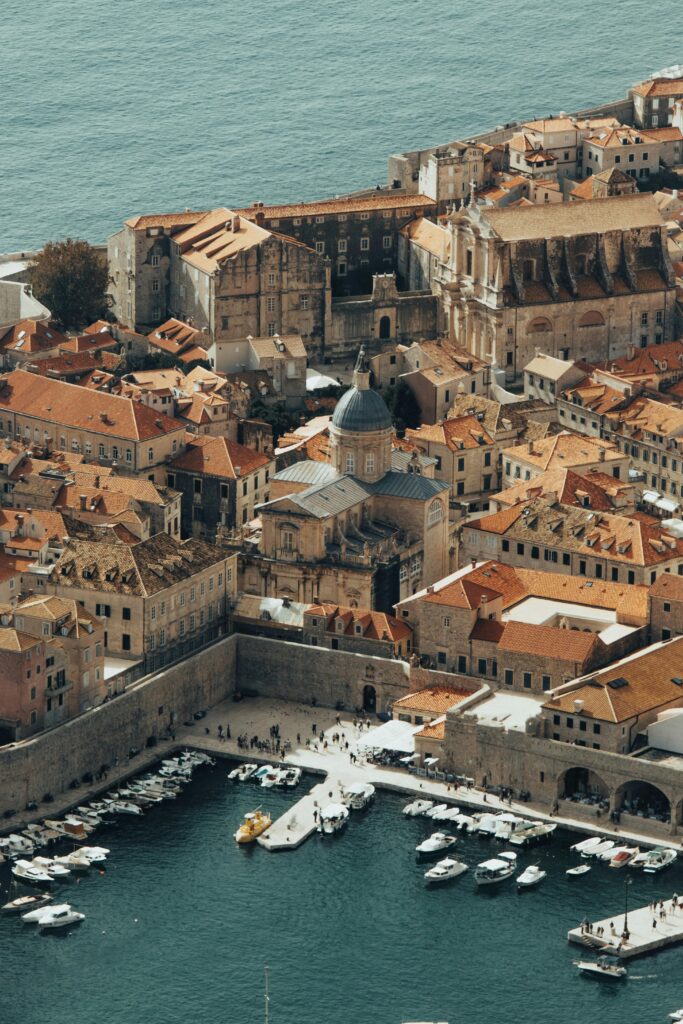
329;274;438;360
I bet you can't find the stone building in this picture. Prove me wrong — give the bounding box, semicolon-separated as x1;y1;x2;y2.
582;125;682;182
302;603;412;658
462;497;683;585
0;319;67;369
405;416;499;506
649;573;683;641
168;435;274;540
240;351;450;612
236;194;437;295
523;353;586;405
441;194;677;382
49;533;233;661
632;76;683;128
0;627;65;741
417;143;488;214
0;369;187;478
394;559;648;695
501;431;628;487
569;166;638;202
328;273;438;360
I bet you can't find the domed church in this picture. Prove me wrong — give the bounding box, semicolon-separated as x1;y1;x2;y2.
245;349;450;612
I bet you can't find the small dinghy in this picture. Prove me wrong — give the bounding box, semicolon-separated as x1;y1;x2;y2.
566;864;591;876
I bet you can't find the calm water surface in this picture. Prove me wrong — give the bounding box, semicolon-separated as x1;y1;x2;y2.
1;0;680;250
2;763;682;1024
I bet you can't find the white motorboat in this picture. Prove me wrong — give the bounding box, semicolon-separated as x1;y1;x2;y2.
641;847;678;874
474;856;515;886
342;783;375;811
318;803;349;836
424;857;468;884
571;835;603;854
43;819;88;841
669;1008;683;1021
32;856;71;878
581;839;614;860
109;800;143;815
415;832;457;861
516;864;546;889
403;800;434;817
54;852;91;873
476;813;500;838
610;846;639;869
281;767;302;788
434;806;460;823
2;894;52;914
425;803;448;819
228;763;258;782
260;768;286;789
79;846;109;863
75;807;103;825
252;765;275;784
453;814;475;831
509;822;557;846
598;843;629;862
12;859;53;886
38;906;85;930
493;814;533;841
566;864;591;877
22;902;70;923
0;833;35;858
575;955;627;980
63;814;96;833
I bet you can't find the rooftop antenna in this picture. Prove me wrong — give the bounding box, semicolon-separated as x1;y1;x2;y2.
264;965;270;1024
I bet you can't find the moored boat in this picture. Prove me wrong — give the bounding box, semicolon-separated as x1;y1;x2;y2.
38;906;85;930
424;857;468;884
516;864;546;889
509;822;557;846
609;846;639;869
228;763;258;782
474;855;515;886
12;859;53;886
575;955;627;980
581;839;614;860
342;783;375;811
281;767;302;788
641;847;678;874
22;901;70;923
403;800;433;817
416;832;457;861
2;894;52;914
566;864;591;877
234;809;272;844
318;803;349;836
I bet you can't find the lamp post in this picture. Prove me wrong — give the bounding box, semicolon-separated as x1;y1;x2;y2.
622;878;632;942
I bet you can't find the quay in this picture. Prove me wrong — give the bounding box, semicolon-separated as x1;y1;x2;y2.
257;776;334;850
568;899;683;959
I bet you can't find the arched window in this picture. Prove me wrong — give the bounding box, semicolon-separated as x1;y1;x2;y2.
428;499;444;526
379;316;391;340
579;311;605;328
365;452;375;475
345;452;355;474
529;317;552;333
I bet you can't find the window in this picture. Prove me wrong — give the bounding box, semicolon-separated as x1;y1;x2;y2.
641;312;649;326
579;560;586;575
516;543;525;555
478;658;487;675
457;457;465;472
148;447;154;462
338;262;347;276
98;444;106;459
562;553;571;566
531;546;539;560
300;294;309;310
662;628;671;641
152;279;159;292
365;453;375;475
267;272;275;287
542;675;551;692
151;254;160;267
484;452;491;467
504;668;514;686
267;323;276;336
466;250;473;276
428;500;443;526
502;540;510;552
523;672;532;689
593;723;601;735
457;655;467;673
122;634;131;652
566;716;574;729
383;236;392;249
221;315;229;330
122;607;131;621
360;237;370;251
345;453;355;474
30;686;36;700
627;570;635;584
194;478;202;495
315;241;325;254
266;296;276;313
506;351;513;367
338;239;347;253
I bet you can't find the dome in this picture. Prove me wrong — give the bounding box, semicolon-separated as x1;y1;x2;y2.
332;385;392;433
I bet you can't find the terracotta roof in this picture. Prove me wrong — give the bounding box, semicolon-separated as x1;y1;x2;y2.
543;637;683;722
505;431;623;471
479;193;663;241
0;369;186;442
470;618;505;642
0;320;67;354
0;507;67;544
493;467;619;512
594;340;683;380
632;78;683;99
124;211;208;230
400;217;450;259
415;719;446;740
561;378;630;416
497;620;598;662
306;603;411;642
59;333;118;355
174;209;277;273
29;351;120;381
248;335;307;360
423;561;527;610
0;628;43;653
0;553;35;584
407;415;493;452
394;686;471;714
650;574;683;601
236;194;435;219
171;435;269;479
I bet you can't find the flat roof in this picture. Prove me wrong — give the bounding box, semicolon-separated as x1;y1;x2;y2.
462;692;544;731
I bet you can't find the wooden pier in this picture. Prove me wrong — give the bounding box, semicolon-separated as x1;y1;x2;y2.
568;898;683;959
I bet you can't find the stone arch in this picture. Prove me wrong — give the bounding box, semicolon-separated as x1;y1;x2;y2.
579;310;605;328
614;780;671;823
379;315;391;340
529;316;552;333
557;766;609;804
363;684;377;713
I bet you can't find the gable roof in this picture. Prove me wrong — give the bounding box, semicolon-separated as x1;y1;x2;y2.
478;193;663;241
504;431;623;471
306;603;411;642
235;194;435;219
0;320;67;354
0;369;186;441
174;209;277;273
171;435;270;479
406;416;494;451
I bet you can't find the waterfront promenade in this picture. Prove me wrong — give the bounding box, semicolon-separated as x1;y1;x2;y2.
568;898;683;959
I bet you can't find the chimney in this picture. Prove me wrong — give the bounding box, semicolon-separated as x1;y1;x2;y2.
573;699;584;713
471;557;477;569
599;447;606;462
255;211;265;228
79;494;87;510
527;439;533;453
627;344;635;360
233;215;241;233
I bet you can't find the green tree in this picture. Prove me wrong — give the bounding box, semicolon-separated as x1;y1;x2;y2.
636;168;683;192
30;239;110;330
381;379;422;433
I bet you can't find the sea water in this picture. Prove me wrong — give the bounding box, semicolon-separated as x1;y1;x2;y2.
1;0;680;250
2;763;682;1024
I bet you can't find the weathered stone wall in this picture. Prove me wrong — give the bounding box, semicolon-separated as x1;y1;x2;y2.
0;635;238;814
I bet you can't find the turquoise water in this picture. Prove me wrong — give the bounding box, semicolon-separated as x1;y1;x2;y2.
2;0;680;250
2;763;683;1024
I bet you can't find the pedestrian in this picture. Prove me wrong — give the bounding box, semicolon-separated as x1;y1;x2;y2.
653;919;657;930
312;723;317;735
336;713;341;725
297;733;301;744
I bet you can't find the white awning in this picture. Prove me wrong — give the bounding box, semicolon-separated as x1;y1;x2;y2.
399;753;419;763
424;757;440;766
357;718;422;753
643;489;661;503
657;498;680;514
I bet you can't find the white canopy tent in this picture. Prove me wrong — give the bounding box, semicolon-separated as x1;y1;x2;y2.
356;719;423;754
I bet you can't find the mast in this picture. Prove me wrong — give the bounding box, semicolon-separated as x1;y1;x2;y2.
264;964;270;1024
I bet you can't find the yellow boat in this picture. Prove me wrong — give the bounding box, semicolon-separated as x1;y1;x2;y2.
234;809;272;844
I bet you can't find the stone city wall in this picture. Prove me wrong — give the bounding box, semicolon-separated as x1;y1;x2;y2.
0;635;238;814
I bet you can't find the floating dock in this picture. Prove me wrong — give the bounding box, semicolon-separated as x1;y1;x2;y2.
257;774;347;851
567;900;683;959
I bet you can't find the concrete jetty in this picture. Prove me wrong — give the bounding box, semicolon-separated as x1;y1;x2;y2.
568;897;683;959
258;773;348;850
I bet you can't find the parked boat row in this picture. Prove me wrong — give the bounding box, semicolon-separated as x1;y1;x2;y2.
228;763;302;788
569;836;677;873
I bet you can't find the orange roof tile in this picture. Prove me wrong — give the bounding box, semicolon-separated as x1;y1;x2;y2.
171;435;269;479
0;320;67;354
407;416;493;452
497;620;598;662
306;603;411;642
236;194;435;219
394;686;471;714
